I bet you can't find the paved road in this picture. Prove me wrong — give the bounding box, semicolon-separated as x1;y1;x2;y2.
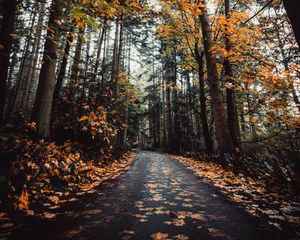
9;151;281;240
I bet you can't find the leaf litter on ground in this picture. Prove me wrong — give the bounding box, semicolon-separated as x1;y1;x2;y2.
170;154;300;235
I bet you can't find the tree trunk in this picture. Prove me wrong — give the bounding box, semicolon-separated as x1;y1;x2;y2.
224;0;241;150
25;2;46;113
165;62;173;151
93;20;106;79
4;45;18;117
12;6;38;113
115;14;124;96
274;9;300;113
76;29;91;134
20;3;44;114
31;0;64;137
162;73;167;149
0;0;17;122
195;44;214;154
111;18;120;92
53;25;75;100
283;0;300;49
172;66;180;154
199;1;233;155
69;27;84;98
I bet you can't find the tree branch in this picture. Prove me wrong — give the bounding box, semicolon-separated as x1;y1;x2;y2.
242;0;273;26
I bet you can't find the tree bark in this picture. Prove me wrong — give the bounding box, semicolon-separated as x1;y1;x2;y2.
195;44;214;154
273;8;300;113
162;72;167;149
69;27;84;98
283;0;300;49
165;59;173;151
199;1;233;155
116;15;124;84
53;25;75;100
0;0;17;122
20;3;44;114
93;20;106;79
224;0;241;150
31;0;64;137
25;2;46;113
12;6;38;113
111;18;120;93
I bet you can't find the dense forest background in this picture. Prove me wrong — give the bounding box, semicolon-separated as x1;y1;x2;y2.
0;0;300;214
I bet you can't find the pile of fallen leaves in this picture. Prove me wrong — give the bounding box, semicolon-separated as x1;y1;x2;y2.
0;133;136;215
170;155;300;233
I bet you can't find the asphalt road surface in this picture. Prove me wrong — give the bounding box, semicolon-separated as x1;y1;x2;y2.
8;151;282;240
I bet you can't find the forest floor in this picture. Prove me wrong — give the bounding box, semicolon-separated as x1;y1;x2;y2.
0;151;299;240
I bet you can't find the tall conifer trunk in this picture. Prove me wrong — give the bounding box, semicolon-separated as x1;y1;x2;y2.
32;0;64;137
195;44;214;154
224;0;241;150
0;0;17;122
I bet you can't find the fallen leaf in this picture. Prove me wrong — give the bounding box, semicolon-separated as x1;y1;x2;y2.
151;232;169;240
